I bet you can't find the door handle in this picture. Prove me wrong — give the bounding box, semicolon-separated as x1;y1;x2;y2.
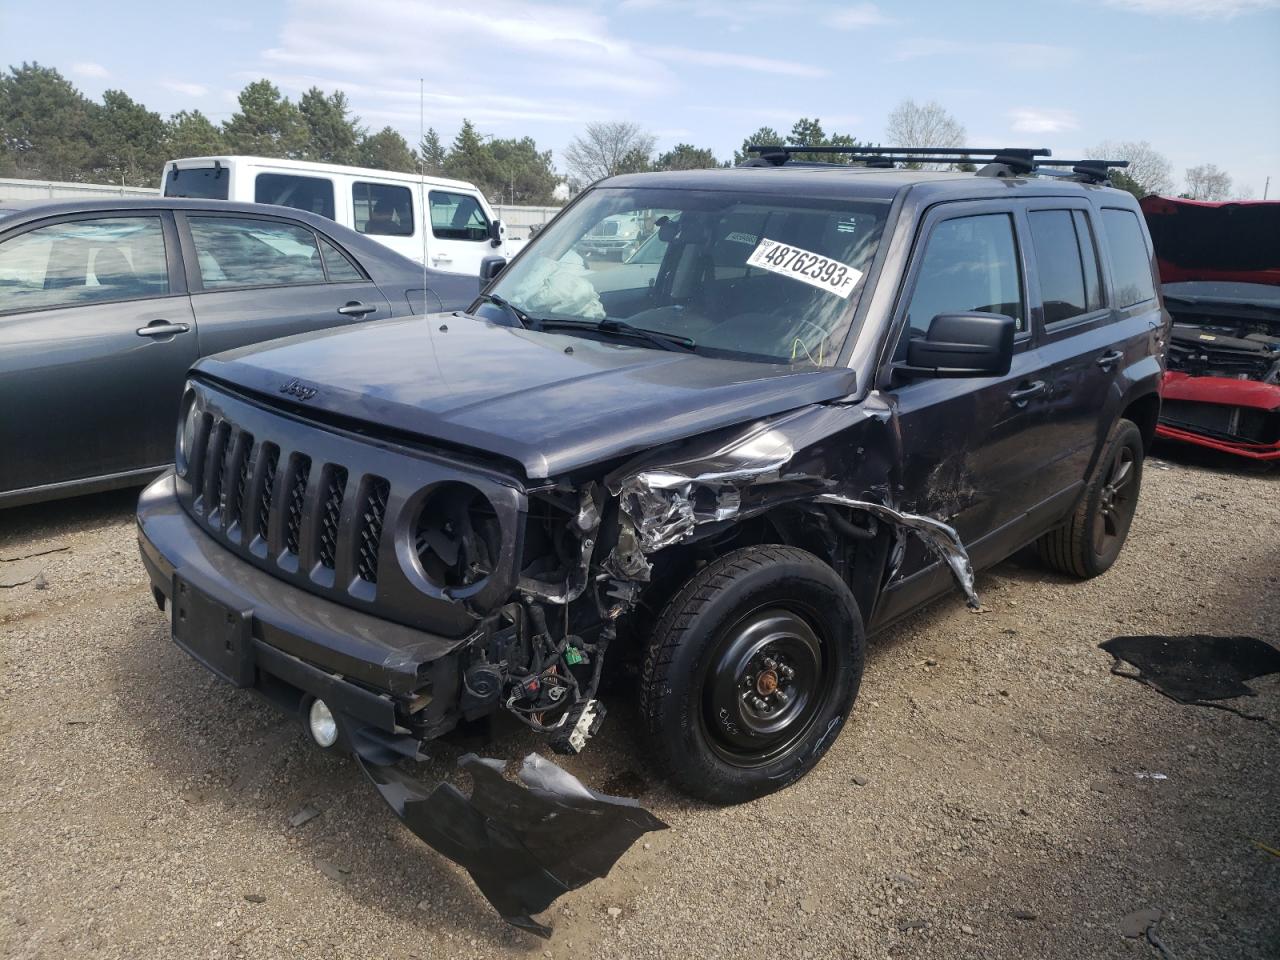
1096;349;1124;371
136;320;190;338
1007;380;1047;408
337;301;378;317
432;255;452;265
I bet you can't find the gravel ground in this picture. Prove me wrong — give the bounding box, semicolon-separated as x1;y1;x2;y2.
1;445;1277;960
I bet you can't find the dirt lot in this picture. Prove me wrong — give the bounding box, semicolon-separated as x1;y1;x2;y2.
1;445;1277;960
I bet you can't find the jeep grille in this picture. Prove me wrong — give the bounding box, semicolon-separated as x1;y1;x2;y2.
179;383;524;631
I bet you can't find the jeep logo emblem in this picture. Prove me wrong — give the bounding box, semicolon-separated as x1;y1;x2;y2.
279;378;318;401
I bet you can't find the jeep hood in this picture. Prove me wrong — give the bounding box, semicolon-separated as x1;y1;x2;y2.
1140;195;1280;287
194;315;858;479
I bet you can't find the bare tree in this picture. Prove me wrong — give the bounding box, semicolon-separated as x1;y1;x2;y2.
884;99;965;169
563;121;656;183
1183;163;1233;201
885;99;966;148
1087;140;1173;196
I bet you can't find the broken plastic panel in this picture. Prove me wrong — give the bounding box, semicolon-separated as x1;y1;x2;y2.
356;751;667;938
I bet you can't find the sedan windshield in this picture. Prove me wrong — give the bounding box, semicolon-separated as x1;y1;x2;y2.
487;186;889;365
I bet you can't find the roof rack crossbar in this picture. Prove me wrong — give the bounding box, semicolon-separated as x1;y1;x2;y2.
746;145;1051;158
742;145;1131;184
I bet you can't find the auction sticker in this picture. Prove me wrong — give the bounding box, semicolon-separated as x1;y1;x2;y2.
746;237;862;299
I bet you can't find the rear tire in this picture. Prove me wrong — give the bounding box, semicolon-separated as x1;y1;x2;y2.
1037;418;1144;579
640;545;864;805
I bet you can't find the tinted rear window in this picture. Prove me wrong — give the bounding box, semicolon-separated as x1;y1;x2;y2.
164;166;229;200
255;173;335;220
1101;208;1156;307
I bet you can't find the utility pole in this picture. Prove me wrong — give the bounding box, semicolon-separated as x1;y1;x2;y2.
1265;176;1270;201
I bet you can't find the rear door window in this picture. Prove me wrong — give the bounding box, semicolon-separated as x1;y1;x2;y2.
0;216;169;313
188;216;326;289
1101;208;1156;307
903;212;1025;343
1028;210;1101;325
353;182;414;236
428;191;489;241
255;173;336;220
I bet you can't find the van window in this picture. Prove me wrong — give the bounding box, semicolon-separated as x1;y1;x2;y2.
255;173;335;220
353;182;414;237
0;216;169;313
1028;210;1105;325
164;166;229;200
429;191;489;242
1101;208;1156;307
188;216;326;289
902;213;1025;347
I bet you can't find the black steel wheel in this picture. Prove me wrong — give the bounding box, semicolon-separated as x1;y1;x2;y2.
641;545;864;804
1038;418;1145;578
699;605;834;768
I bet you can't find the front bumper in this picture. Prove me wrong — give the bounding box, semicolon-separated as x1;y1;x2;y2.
1157;372;1280;461
137;472;470;751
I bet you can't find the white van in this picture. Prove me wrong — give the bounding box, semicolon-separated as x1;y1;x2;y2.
160;156;522;277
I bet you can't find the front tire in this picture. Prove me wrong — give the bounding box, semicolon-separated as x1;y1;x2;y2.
1037;417;1144;578
640;545;864;805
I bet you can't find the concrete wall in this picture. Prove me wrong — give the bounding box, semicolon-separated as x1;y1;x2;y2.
0;177;160;202
492;204;563;238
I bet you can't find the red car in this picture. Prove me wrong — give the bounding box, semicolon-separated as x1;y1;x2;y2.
1141;195;1280;460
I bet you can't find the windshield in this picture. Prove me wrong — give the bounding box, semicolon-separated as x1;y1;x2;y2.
487;186;889;365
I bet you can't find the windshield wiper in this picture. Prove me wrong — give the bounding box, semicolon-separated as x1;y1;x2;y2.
474;292;532;328
539;317;696;353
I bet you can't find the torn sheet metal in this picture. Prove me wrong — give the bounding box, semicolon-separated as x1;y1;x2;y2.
356;752;667;938
612;427;798;552
815;494;979;608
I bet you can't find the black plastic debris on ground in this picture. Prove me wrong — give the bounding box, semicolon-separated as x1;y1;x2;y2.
356;752;667;938
1101;635;1280;702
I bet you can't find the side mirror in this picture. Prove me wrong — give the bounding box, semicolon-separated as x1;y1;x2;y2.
479;255;508;283
488;218;503;247
901;312;1015;378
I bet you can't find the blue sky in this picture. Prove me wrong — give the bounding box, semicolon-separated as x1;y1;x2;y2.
3;0;1278;195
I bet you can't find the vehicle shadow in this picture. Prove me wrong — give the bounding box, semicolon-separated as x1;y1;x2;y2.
0;484;147;552
1152;438;1278;476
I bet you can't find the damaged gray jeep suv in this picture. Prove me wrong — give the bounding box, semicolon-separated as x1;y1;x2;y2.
137;146;1167;808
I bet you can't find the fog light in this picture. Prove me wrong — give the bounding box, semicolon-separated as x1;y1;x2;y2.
308;698;338;748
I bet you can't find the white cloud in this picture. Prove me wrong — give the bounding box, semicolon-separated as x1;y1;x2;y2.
70;62;110;79
1008;108;1080;134
891;39;1076;70
651;46;829;77
163;81;209;98
1101;0;1278;16
826;3;894;29
262;0;674;96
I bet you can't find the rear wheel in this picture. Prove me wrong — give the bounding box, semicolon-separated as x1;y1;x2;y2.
1038;418;1144;578
640;545;864;805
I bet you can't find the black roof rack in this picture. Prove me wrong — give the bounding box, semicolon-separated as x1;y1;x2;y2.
742;145;1129;183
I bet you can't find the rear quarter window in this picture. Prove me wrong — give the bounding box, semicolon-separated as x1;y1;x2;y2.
1101;208;1156;308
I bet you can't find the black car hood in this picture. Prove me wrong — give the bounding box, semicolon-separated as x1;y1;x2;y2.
195;315;857;479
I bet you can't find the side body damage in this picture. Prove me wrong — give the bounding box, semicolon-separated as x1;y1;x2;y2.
452;392;979;764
